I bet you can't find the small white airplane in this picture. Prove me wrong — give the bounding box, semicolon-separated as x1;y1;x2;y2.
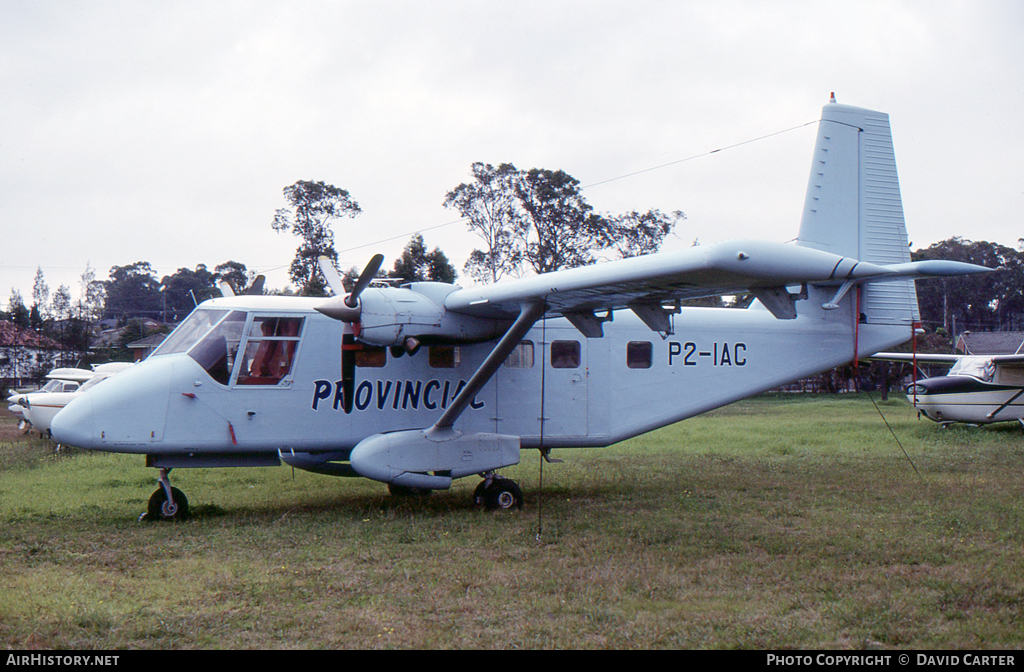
15;363;133;439
870;352;1024;426
7;367;93;431
51;98;990;520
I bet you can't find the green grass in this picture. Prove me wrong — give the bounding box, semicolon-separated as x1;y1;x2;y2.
2;394;1023;649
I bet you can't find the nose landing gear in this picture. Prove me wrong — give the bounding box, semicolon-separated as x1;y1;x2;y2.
140;468;190;522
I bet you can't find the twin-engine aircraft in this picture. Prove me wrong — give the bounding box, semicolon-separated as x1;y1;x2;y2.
51;99;990;520
870;352;1024;426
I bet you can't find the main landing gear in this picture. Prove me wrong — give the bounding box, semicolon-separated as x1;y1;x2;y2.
388;473;525;510
473;473;524;511
140;468;190;522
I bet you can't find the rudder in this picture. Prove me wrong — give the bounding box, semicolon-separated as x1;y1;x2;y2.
796;97;920;328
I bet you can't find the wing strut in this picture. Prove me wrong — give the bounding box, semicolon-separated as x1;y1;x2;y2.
426;301;546;437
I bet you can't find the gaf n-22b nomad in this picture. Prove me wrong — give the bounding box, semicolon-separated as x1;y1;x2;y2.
52;99;989;520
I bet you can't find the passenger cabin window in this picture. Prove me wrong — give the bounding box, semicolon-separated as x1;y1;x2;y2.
429;346;461;368
551;340;581;368
627;341;653;369
997;366;1024;386
355;345;387;368
237;316;305;385
188;311;247;385
504;341;534;368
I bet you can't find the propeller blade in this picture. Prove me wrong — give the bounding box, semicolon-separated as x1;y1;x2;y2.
315;254;384;323
318;256;347;296
217;280;235;297
346;254;385;308
244;275;266;295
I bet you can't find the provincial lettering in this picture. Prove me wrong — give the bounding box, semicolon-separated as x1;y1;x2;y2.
332;381;346;411
441;380;451;408
312;380;333;410
423;380;441;409
312;379;485;413
402;380;422;409
355;381;372;410
376;381;392;410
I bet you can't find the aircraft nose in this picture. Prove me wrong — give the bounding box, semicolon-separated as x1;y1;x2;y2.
51;394;96;448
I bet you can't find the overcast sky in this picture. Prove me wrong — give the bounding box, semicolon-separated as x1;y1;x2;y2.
2;0;1022;306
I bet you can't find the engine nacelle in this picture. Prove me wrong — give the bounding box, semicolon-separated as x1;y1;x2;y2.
351;282;506;347
349;429;521;490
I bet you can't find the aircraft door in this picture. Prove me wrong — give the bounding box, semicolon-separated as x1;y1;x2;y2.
540;334;588;439
495;325;588;441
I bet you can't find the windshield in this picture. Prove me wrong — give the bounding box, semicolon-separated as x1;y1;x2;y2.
188;311;247;385
152;309;229;357
38;380;63;393
949;356;995;382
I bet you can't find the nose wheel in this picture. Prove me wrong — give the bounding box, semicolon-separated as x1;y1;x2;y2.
140;469;190;521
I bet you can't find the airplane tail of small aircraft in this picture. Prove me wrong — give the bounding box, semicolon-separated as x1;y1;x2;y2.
795;98;921;329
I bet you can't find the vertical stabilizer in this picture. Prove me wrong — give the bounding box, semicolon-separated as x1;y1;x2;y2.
796;99;919;327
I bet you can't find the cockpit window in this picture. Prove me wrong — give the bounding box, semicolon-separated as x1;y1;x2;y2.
152;309;229;357
39;380;63;393
949;356;995;382
188;311;247;385
236;316;305;386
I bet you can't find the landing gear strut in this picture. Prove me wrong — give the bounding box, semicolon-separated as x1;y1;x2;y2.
473;473;524;511
140;468;190;522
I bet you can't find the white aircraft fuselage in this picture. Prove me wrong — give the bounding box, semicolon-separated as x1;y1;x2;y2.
53;293;908;457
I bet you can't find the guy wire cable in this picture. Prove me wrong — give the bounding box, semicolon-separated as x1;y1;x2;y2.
866;387;923;481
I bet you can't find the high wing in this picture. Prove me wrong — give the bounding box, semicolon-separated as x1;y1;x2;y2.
871;352;1024;366
444;239;990;328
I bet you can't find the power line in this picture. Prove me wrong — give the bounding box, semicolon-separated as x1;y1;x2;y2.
261;119;820;274
581;120;819;189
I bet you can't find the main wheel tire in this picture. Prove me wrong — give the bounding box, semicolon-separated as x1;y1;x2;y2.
483;479;523;511
146;486;190;521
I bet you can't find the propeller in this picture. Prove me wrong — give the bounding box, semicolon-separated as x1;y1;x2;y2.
245;275;266;295
316;254;384;322
218;275;265;297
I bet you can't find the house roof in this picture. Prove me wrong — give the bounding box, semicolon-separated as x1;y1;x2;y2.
955;331;1024;355
127;333;167;349
0;321;63;349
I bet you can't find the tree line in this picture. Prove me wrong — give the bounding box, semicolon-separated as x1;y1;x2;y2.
271;165;684;294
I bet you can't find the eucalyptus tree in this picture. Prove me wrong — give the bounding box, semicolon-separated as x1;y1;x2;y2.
443;162;527;283
272;180;361;295
600;209;685;259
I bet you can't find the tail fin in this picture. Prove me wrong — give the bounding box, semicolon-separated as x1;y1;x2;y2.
796;98;920;327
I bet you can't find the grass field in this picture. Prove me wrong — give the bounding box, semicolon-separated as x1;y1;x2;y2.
1;394;1023;649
